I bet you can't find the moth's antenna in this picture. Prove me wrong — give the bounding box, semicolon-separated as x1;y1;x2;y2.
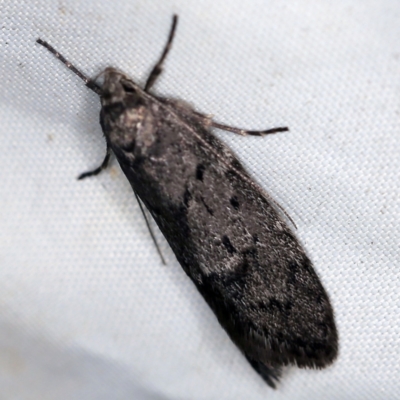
144;15;178;92
37;36;168;259
134;191;166;265
36;38;103;95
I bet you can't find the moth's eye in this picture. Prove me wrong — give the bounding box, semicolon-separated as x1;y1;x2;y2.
121;82;136;94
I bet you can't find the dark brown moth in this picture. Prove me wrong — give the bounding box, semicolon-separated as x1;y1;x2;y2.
37;15;338;388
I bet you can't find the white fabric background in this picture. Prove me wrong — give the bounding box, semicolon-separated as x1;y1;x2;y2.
1;0;399;399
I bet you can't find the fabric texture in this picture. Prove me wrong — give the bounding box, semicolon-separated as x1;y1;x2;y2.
1;0;399;399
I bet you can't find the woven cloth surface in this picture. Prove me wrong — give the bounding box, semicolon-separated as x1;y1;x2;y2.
1;1;399;399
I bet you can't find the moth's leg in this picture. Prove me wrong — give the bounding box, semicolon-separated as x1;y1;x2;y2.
77;142;111;180
144;15;178;92
36;39;103;96
134;192;166;265
191;111;295;228
193;111;289;136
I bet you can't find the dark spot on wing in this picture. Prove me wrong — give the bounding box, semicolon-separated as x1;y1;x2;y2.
183;188;192;208
200;196;214;216
230;195;240;210
196;164;205;181
222;235;236;255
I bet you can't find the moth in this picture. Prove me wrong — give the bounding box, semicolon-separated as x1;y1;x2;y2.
37;15;338;387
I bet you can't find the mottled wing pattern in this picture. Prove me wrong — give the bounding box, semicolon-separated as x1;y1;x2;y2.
106;90;338;386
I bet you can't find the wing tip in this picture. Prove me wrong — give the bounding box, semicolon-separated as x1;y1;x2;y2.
245;355;281;389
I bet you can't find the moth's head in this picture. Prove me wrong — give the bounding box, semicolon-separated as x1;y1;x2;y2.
99;67;142;104
99;67;155;151
99;67;149;135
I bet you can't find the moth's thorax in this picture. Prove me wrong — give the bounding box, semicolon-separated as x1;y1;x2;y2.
100;68;157;152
